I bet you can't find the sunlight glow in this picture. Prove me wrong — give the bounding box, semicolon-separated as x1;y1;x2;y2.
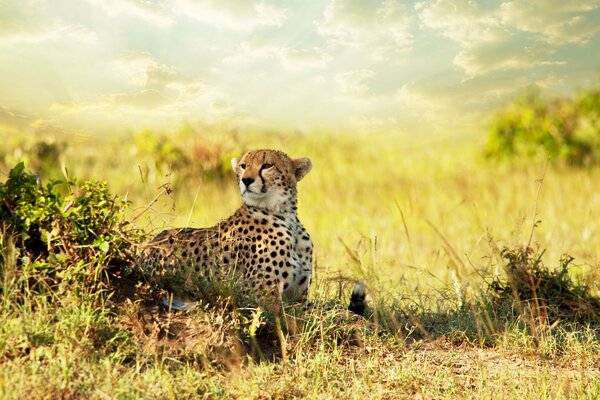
1;0;599;137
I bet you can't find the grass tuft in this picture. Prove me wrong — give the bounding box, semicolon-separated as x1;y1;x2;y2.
489;246;600;327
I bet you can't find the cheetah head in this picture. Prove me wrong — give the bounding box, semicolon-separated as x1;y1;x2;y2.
231;149;311;212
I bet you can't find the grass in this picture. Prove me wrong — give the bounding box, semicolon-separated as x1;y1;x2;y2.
1;129;599;399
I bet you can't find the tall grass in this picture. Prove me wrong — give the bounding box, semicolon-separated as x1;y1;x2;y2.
1;129;599;399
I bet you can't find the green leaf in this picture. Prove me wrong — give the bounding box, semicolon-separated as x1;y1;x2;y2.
96;240;110;253
9;161;25;178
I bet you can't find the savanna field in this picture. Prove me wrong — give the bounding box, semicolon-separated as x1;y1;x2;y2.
4;0;600;397
1;113;600;399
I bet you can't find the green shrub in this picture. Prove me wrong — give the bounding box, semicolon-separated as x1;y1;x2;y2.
132;127;239;187
485;87;600;166
0;162;141;297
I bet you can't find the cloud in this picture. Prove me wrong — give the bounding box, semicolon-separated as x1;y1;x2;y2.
336;69;375;98
0;24;97;45
1;0;599;137
85;0;174;27
210;99;233;115
382;69;568;136
400;70;565;116
416;0;515;76
453;37;558;75
104;54;211;110
0;0;97;45
175;0;286;30
499;1;600;45
224;38;331;70
109;54;177;87
0;0;42;36
0;106;69;136
0;106;33;131
223;37;275;62
47;54;238;135
29;118;67;136
416;0;504;44
278;47;332;70
318;0;413;60
86;0;289;31
112;89;169;109
417;0;600;76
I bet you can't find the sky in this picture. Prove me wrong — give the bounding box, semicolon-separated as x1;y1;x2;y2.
1;0;600;137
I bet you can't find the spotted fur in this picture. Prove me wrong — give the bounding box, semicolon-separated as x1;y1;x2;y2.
140;149;313;309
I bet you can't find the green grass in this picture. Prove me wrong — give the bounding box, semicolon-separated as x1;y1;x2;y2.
1;130;599;399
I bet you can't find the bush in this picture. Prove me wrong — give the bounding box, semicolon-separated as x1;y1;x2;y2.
0;162;141;297
488;246;600;326
132;127;239;187
485;86;600;166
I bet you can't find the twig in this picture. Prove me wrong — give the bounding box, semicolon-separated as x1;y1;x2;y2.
128;183;171;223
526;158;549;250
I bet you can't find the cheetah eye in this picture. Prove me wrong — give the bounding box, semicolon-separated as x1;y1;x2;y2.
239;163;246;170
262;163;273;169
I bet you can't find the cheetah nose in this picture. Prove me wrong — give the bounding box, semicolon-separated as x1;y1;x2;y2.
242;177;255;187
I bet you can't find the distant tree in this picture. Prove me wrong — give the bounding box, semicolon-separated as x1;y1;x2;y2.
485;84;600;166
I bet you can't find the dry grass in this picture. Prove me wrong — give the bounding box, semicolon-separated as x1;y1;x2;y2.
1;129;599;399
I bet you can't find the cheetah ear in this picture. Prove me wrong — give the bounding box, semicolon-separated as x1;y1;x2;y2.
231;157;239;173
292;157;312;181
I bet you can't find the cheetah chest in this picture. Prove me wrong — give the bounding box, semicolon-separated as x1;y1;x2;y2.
220;208;312;301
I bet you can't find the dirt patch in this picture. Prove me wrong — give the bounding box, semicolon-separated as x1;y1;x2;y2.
412;337;600;378
108;272;371;368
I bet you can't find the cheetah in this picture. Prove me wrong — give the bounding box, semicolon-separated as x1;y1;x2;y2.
140;149;315;310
